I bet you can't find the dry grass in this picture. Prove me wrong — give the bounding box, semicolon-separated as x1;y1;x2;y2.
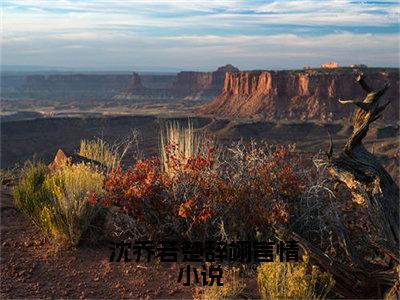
45;163;105;245
195;267;246;300
79;138;119;169
257;255;334;299
79;131;139;170
160;120;202;177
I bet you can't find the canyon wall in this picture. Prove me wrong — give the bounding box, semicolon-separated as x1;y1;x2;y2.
3;74;132;100
1;65;239;101
171;64;239;100
115;64;239;101
113;72;174;101
200;69;399;121
141;74;176;89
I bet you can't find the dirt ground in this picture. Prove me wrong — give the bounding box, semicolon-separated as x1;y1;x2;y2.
0;187;195;299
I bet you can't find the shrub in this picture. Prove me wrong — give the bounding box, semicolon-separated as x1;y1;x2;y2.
14;161;52;232
45;163;105;245
211;141;306;241
160;120;204;177
104;157;170;239
79;138;119;169
196;267;246;300
105;137;309;241
167;142;221;238
257;255;334;299
14;160;106;246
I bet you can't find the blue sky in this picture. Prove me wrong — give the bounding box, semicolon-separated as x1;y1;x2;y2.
2;0;399;71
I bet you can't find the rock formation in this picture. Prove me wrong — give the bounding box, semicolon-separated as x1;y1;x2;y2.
48;149;105;172
20;74;132;99
200;69;399;121
114;64;239;101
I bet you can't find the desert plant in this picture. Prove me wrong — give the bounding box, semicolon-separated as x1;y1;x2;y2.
196;267;246;300
79;138;119;169
104;157;170;239
13;161;53;232
79;131;139;171
257;255;334;299
211;141;306;241
160;120;203;177
45;163;105;245
0;166;19;186
106;137;309;241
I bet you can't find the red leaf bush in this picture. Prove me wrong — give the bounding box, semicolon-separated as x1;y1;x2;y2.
102;140;309;241
103;157;172;239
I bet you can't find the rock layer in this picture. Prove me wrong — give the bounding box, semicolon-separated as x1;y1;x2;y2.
115;64;239;101
200;69;399;121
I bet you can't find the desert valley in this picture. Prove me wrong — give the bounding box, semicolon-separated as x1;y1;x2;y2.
1;59;400;299
2;65;399;180
3;0;400;299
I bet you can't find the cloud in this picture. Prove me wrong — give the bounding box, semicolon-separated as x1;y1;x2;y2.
2;30;398;70
1;0;399;69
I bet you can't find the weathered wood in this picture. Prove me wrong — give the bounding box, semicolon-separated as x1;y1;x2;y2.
292;74;399;298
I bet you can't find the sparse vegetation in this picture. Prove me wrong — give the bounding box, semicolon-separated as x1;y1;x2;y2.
196;267;246;300
12;113;397;298
44;163;105;245
257;255;334;299
79;138;119;169
160;120;201;177
14;161;105;246
79;131;139;171
0;167;19;186
14;161;53;231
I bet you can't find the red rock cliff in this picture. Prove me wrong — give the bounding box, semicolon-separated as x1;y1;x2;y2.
116;65;239;101
200;69;399;121
172;64;239;98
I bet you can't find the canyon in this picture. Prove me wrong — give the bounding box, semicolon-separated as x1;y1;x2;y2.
200;68;399;121
1;64;239;102
2;74;132;100
2;67;399;184
113;64;239;101
1;66;399;123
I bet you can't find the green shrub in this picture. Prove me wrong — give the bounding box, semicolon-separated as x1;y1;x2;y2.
14;161;105;246
14;161;53;231
257;255;334;299
45;163;105;245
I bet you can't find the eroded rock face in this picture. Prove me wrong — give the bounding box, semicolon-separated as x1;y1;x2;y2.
116;64;240;101
200;69;399;121
3;65;239;101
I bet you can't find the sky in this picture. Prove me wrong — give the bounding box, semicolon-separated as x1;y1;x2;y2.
1;0;400;71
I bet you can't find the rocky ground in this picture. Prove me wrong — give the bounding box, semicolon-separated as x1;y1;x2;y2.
0;186;262;299
0;187;194;299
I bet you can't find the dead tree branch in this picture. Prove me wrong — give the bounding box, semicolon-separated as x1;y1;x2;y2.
292;74;399;298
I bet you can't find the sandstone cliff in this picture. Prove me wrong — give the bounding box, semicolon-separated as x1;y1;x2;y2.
114;64;239;101
173;65;239;95
2;65;239;102
200;69;399;121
